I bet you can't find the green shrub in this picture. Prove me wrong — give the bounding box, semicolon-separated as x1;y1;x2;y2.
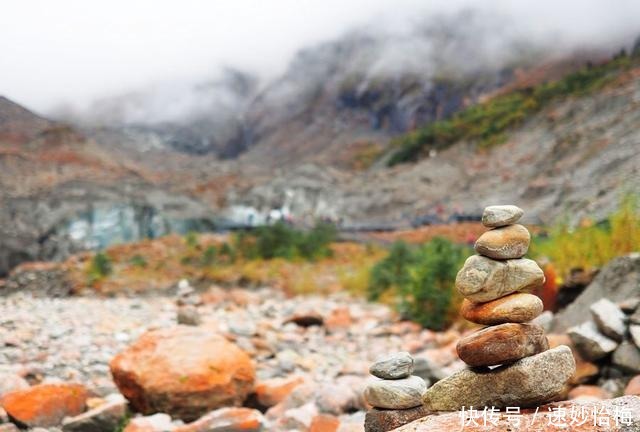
185;231;199;249
202;245;217;266
129;254;148;268
297;222;337;260
87;252;112;283
368;238;470;330
218;242;237;263
234;222;337;261
388;53;638;165
530;193;640;276
368;241;418;301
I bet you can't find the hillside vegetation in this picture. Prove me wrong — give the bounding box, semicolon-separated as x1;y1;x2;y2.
388;51;640;165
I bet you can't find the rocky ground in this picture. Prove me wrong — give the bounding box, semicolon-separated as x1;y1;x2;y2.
0;283;464;431
0;254;639;432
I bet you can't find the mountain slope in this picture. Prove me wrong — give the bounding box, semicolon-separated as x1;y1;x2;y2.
230;62;640;225
0;97;215;276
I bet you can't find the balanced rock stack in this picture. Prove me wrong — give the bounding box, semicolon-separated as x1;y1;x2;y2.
364;352;431;432
423;205;576;411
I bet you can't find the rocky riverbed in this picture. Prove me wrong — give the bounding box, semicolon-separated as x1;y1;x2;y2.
1;254;640;432
0;284;463;431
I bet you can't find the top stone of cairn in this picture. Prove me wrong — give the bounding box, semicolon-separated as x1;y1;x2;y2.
482;205;524;228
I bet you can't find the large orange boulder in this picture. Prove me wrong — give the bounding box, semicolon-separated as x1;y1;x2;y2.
110;325;255;421
0;383;88;427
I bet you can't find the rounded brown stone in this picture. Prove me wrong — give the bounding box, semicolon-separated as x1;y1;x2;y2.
456;323;549;367
460;293;543;325
474;224;530;260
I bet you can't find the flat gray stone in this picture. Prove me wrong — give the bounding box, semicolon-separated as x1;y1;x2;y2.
422;345;575;411
455;255;545;303
370;352;414;380
630;325;640;349
612;342;640;374
364;376;427;409
619;297;640;313
482;205;524;227
631;307;640;325
568;321;618;361
62;394;128;432
590;298;627;341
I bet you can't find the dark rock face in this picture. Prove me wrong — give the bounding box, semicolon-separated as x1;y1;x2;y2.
552;254;640;332
1;263;72;297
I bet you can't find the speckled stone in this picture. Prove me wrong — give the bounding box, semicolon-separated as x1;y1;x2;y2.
369;352;414;380
422;346;576;411
364;376;427;409
460;293;543;325
482;205;524;228
456;323;549;367
455;255;545;303
474;224;530;260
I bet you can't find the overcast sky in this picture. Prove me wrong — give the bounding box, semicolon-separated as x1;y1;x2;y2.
1;0;639;114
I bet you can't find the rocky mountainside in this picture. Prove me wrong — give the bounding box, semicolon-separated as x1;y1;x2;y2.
229;61;640;226
3;23;639;274
0;97;215;276
75;25;636;226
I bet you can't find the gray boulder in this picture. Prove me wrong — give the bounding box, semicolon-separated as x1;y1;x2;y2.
612;342;640;374
568;321;618;361
552;253;640;332
590;298;627;341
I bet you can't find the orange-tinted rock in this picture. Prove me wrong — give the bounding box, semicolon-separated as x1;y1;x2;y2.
110;325;255;421
309;414;340;432
364;406;430;432
254;375;305;408
474;224;530;259
325;307;353;331
568;385;611;401
174;407;264;432
626;375;640;396
460;293;543;325
456;323;548;367
0;383;87;427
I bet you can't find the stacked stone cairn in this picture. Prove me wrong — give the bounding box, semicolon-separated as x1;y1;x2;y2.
422;205;577;411
363;352;431;432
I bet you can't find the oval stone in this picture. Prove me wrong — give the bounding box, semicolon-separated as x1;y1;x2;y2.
423;346;576;411
460;293;543;325
370;351;414;380
364;376;427;409
456;323;549;367
455;255;545;303
482;205;524;227
474;224;530;260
